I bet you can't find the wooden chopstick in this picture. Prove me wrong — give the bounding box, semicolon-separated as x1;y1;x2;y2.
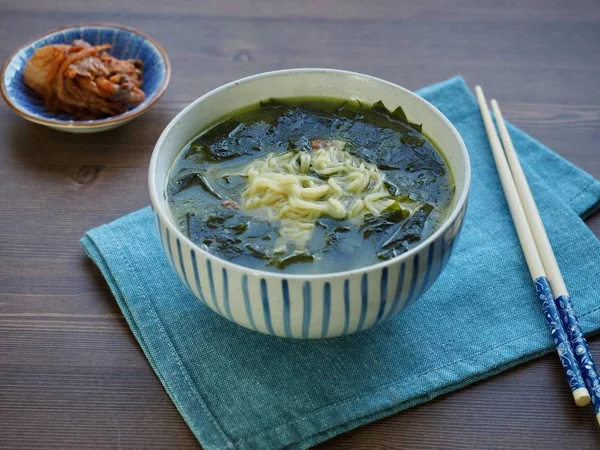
491;98;600;424
474;85;591;408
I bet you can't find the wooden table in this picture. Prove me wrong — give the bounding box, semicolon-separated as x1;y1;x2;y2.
1;1;599;448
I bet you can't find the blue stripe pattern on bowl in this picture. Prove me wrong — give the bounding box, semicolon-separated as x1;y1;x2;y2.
152;203;467;339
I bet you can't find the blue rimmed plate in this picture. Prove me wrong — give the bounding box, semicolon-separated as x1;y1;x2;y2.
1;24;171;133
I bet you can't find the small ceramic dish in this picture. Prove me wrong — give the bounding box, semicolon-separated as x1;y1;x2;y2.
1;24;170;133
149;69;471;339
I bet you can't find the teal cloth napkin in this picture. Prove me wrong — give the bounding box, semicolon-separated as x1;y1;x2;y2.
81;77;600;450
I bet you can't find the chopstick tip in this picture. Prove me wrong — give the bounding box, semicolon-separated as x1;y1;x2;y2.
573;387;591;407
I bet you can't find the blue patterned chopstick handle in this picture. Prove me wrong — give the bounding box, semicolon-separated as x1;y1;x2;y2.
556;294;600;413
534;277;587;394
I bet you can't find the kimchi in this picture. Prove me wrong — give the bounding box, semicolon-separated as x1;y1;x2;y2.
24;40;145;119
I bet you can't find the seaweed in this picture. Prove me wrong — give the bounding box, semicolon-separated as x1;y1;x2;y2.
246;242;315;270
259;98;286;109
268;252;315;270
358;202;433;260
190;121;277;162
380;204;434;253
370;100;422;132
361;207;410;239
401;134;426;147
244;243;271;260
274;108;335;144
168;171;223;199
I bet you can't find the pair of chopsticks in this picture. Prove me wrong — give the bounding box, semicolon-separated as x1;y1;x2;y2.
475;86;600;425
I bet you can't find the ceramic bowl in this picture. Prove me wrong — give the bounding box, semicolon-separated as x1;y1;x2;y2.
1;24;170;133
149;69;470;338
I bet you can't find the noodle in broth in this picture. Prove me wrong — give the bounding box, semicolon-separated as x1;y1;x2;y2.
167;97;454;274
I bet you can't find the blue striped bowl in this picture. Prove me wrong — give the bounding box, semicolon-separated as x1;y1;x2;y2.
149;69;470;338
1;24;170;133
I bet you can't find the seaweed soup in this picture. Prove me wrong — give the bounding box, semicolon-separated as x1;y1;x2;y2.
166;97;455;274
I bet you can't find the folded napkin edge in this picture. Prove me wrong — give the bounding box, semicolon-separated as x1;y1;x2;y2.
281;343;555;450
504;122;600;218
570;179;600;219
81;234;236;450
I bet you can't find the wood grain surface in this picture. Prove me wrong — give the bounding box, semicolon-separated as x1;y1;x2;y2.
1;0;599;448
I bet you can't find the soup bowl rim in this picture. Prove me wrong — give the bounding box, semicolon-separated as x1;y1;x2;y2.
149;68;471;280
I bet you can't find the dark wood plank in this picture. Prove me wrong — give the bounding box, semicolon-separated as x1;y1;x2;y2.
0;0;599;448
3;0;600;22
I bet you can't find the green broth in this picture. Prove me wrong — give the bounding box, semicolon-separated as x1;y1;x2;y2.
167;97;454;274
